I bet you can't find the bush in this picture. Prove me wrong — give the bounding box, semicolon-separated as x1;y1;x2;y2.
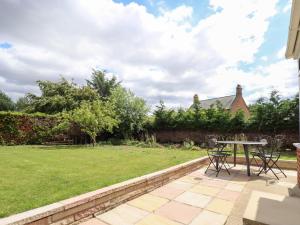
0;112;59;145
183;138;195;149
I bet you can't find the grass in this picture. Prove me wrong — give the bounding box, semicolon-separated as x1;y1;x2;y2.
0;144;296;218
0;145;205;218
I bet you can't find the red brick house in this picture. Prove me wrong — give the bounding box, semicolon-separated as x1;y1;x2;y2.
192;84;250;118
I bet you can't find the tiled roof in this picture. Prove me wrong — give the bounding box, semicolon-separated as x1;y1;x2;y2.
200;95;236;109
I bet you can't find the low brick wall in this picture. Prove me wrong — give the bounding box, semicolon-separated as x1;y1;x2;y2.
0;157;209;225
226;156;297;170
297;149;300;188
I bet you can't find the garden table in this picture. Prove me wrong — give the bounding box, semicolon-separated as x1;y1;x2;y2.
216;141;267;176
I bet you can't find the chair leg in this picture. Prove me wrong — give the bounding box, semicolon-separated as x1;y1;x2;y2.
222;157;231;175
205;157;214;174
273;162;287;178
267;166;279;180
253;157;260;167
257;157;266;176
265;158;287;178
216;156;230;176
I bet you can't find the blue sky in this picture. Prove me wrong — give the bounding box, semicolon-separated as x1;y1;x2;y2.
0;0;297;107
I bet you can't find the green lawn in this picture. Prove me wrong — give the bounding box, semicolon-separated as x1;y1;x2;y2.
0;145;205;218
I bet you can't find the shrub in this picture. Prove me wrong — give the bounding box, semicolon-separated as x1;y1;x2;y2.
183;138;195;150
0;112;59;145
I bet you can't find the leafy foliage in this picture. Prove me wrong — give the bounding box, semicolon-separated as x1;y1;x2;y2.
87;69;121;99
0;91;15;111
66;100;119;146
26;78;99;114
151;91;299;133
15;97;30;112
109;87;149;138
249;91;299;133
0;112;58;145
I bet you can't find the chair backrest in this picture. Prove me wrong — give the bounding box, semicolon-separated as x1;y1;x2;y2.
208;138;217;149
256;139;267;153
260;139;267;146
258;138;282;157
271;138;283;155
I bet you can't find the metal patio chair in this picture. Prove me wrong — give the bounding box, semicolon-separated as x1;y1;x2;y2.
250;139;267;168
257;138;287;180
205;138;231;176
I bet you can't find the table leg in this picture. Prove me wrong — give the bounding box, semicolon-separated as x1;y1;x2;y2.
243;144;251;176
234;144;237;167
216;157;219;171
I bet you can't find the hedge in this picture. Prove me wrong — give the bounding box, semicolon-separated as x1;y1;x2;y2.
0;112;59;145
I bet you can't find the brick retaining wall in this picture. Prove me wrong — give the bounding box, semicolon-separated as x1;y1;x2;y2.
155;130;298;148
297;149;300;188
0;157;209;225
226;156;297;170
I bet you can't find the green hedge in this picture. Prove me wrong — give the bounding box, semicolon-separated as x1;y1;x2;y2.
0;112;59;145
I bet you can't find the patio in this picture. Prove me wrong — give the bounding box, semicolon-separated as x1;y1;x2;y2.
79;165;299;225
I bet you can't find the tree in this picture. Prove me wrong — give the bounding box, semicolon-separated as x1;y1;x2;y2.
69;100;119;146
109;87;149;138
0;91;15;111
26;78;99;114
249;91;299;133
87;70;121;99
15;97;30;111
153;101;176;129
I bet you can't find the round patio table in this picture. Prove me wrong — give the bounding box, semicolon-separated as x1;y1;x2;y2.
216;141;267;176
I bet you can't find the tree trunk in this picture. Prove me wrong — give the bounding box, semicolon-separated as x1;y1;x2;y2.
91;136;96;147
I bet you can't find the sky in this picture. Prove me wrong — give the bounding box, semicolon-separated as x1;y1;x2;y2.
0;0;298;108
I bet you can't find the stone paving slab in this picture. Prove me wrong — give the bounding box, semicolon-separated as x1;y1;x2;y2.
175;191;212;208
243;190;300;225
78;165;298;225
190;184;221;196
96;204;149;225
136;214;181;225
155;201;202;224
206;198;234;216
165;180;195;190
80;218;108;225
150;185;185;200
224;183;244;192
128;194;169;212
190;210;227;225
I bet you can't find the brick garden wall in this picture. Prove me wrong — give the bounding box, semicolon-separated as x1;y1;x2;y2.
154;129;299;148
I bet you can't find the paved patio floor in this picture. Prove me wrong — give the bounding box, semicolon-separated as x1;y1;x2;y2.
79;165;298;225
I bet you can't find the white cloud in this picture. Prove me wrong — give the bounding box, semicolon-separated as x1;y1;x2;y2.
276;46;286;59
0;0;297;109
261;56;268;61
282;0;292;13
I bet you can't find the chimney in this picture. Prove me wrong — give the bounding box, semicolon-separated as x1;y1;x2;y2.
236;84;242;97
193;94;200;104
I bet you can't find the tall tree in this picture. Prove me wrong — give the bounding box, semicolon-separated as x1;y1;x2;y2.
87;70;121;99
109;87;149;138
249;91;299;133
0;91;15;111
15;97;30;111
26;78;99;114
